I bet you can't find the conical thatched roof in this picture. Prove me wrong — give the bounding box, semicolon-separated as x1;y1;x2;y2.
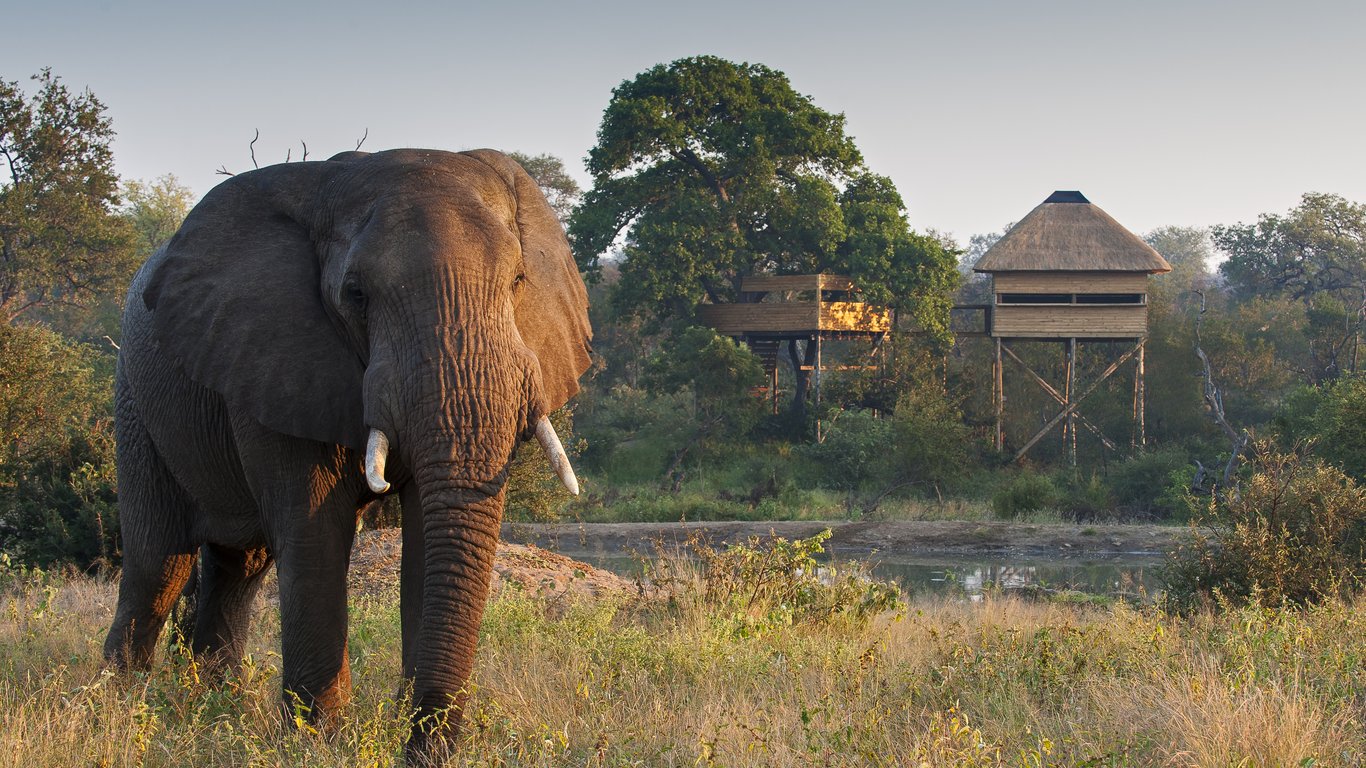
974;191;1171;273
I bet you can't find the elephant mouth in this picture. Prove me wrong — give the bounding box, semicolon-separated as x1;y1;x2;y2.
362;418;578;496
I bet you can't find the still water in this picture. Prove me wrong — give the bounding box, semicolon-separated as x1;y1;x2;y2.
574;552;1165;602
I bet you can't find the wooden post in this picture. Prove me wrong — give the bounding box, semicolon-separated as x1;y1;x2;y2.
1065;338;1077;467
771;362;779;415
994;338;1004;451
1134;339;1146;449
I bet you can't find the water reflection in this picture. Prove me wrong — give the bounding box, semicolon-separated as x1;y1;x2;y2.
576;552;1164;602
873;558;1162;602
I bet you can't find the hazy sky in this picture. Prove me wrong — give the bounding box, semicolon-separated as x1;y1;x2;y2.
6;0;1364;245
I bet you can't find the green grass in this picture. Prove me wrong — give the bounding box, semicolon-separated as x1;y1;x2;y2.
2;560;1362;766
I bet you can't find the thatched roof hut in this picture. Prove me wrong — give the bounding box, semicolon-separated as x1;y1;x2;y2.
976;191;1170;340
974;191;1171;274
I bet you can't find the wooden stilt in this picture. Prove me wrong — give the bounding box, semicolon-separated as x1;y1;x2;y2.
1065;338;1077;467
771;362;779;415
1135;340;1146;449
994;338;1004;452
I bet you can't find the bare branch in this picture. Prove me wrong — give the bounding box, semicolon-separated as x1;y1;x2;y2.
1192;289;1251;490
355;128;368;151
215;165;235;177
249;128;260;169
285;148;291;163
300;140;308;161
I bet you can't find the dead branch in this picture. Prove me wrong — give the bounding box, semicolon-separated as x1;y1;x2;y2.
300;140;309;161
1192;290;1250;490
215;165;234;177
249;129;260;169
355;128;368;151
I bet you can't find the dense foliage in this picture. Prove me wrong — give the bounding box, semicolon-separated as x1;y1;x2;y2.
1164;443;1366;611
570;55;959;336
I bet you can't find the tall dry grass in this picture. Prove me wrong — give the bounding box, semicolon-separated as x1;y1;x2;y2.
1;558;1362;766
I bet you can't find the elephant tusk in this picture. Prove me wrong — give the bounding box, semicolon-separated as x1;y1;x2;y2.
365;428;391;494
535;416;580;496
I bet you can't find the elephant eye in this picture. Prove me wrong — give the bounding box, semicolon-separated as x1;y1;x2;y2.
512;272;527;289
344;282;367;311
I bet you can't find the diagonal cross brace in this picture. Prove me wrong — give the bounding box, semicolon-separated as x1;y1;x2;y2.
1013;339;1145;462
1000;343;1118;452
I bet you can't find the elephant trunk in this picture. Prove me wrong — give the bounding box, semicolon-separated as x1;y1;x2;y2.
389;333;531;754
405;469;506;751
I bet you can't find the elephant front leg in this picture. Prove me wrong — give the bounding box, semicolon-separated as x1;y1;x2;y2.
274;510;357;726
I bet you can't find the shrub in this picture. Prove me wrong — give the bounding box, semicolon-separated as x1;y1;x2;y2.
1273;374;1366;481
795;409;892;490
1106;445;1193;517
1163;443;1366;613
1055;472;1116;521
990;472;1058;519
653;529;903;636
0;325;118;569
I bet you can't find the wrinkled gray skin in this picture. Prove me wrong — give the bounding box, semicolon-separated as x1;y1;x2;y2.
103;148;592;755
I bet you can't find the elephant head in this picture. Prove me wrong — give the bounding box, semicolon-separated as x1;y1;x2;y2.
140;148;591;747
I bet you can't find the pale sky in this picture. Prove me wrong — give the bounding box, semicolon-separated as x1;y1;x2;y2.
6;0;1364;246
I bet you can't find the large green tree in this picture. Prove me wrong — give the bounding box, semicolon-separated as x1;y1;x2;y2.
0;70;134;325
570;56;958;334
1215;193;1365;378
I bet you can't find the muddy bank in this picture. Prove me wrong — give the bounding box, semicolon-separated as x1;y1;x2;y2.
501;520;1189;561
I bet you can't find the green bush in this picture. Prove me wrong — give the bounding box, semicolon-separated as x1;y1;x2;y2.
1055;472;1115;521
796;409;892;490
0;325;118;569
1163;443;1366;612
1106;445;1194;517
990;472;1058;519
1273;374;1366;481
655;529;903;636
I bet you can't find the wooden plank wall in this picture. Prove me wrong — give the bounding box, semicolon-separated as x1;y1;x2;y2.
699;301;891;334
991;305;1147;338
699;303;821;334
993;272;1148;294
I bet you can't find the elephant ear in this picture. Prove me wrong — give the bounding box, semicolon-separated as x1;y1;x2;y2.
466;150;592;413
142;160;369;451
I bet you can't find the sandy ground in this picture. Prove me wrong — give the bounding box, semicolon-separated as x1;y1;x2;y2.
500;520;1188;561
344;530;637;603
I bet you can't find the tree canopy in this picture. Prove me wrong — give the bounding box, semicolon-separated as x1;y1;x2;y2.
1216;193;1366;304
1215;193;1366;377
507;152;581;226
570;56;958;335
0;70;134;324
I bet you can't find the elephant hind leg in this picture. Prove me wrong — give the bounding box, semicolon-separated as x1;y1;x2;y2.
104;394;198;670
190;544;273;676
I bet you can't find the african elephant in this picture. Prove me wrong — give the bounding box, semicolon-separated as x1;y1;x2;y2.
103;148;592;754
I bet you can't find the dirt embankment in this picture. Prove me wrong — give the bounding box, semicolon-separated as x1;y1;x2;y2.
501;520;1189;561
345;530;636;603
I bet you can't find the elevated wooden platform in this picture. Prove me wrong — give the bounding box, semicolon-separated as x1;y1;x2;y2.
697;274;892;336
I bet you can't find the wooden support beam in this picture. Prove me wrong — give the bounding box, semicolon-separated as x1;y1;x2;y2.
1013;339;1145;463
994;338;1004;451
1000;342;1117;452
1134;342;1146;449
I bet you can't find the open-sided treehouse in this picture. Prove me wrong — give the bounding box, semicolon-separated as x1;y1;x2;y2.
698;274;891;411
975;190;1171;463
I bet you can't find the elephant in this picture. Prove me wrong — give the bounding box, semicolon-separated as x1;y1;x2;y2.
103;148;592;755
